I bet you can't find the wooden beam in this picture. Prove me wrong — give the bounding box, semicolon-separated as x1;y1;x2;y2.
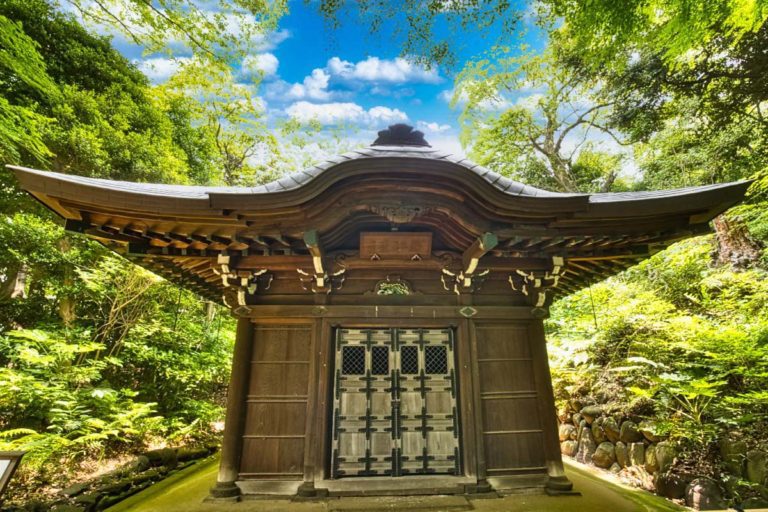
462;232;498;275
303;229;325;288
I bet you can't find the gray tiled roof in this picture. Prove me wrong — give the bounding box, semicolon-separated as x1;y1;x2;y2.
8;145;746;203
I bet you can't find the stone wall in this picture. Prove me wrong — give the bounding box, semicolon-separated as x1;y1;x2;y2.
559;401;768;510
3;445;218;512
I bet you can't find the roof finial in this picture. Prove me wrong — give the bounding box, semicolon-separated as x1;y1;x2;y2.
372;124;431;147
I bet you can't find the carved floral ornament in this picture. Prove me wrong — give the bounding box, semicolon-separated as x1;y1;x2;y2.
368;275;415;296
368;204;432;225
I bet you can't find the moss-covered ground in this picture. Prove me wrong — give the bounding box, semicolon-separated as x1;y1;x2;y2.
106;457;691;512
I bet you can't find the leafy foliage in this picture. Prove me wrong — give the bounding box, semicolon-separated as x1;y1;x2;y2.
549;236;768;471
0;1;237;499
457;43;630;193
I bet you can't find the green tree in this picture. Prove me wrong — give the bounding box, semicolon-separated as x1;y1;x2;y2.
457;45;628;193
64;0;286;64
0;15;57;163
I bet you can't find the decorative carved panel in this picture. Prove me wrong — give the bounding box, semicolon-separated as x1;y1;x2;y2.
368;205;432;224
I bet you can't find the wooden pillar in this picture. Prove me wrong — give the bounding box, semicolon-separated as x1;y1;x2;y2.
529;317;573;493
210;316;254;499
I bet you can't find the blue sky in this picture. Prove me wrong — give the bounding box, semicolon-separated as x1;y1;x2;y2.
110;1;546;155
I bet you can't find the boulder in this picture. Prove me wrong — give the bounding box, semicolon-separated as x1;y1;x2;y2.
621;465;655;492
176;447;209;462
60;483;89;497
576;427;597;465
145;448;178;469
645;444;659;473
95;479;131;495
628;442;645;467
609;462;621;474
719;437;747;476
619;421;644;444
572;413;583;427
569;399;583;413
580;405;602;424
561;440;578;457
74;493;101;508
603;417;621;444
592;442;616;469
747;450;767;484
638;420;666;443
742;497;768;509
125;455;150;473
685;477;726;510
592;417;608;444
615;441;628;468
654;471;689;500
655;441;676;473
559;423;576;442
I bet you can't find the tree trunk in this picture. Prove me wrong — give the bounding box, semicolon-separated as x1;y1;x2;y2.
712;215;762;268
58;237;76;326
205;301;216;323
1;262;28;300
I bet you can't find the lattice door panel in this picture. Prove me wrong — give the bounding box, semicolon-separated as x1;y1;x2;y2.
331;327;460;478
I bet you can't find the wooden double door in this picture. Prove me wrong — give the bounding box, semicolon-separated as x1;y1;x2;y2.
331;327;460;477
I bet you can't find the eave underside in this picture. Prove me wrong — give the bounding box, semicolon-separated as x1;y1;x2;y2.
11;160;749;305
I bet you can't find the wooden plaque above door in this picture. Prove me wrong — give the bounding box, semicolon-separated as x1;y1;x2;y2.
359;232;432;260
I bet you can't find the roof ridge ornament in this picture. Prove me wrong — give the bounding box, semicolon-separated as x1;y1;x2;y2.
372;124;431;147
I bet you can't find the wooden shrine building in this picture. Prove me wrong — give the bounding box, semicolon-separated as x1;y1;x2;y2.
11;124;749;499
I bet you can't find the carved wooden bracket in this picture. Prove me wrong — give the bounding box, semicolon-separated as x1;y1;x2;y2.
508;256;565;307
441;268;490;295
213;254;272;306
296;247;347;293
441;233;498;295
297;266;346;294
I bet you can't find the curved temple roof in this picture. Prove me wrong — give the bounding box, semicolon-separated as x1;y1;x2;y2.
9;124;750;303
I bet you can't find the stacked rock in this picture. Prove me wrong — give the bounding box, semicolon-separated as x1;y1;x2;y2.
556;401;737;510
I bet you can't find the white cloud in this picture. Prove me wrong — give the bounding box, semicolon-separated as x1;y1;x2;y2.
439;86;512;111
136;57;190;83
285;68;332;100
242;53;279;76
514;93;544;110
254;28;291;52
438;88;461;104
268;55;439;106
285;101;408;126
328;56;442;84
428;134;466;156
417;121;451;133
368;106;410;123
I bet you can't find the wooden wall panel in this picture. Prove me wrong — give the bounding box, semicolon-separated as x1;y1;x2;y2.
241;438;305;476
474;322;546;474
481;397;541;432
484;432;545;473
240;324;312;479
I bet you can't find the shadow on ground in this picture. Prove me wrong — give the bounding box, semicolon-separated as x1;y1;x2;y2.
107;457;687;512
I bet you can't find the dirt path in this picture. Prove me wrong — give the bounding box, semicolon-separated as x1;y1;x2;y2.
108;458;688;512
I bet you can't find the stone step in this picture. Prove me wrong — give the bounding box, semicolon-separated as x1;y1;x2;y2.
327;495;473;512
